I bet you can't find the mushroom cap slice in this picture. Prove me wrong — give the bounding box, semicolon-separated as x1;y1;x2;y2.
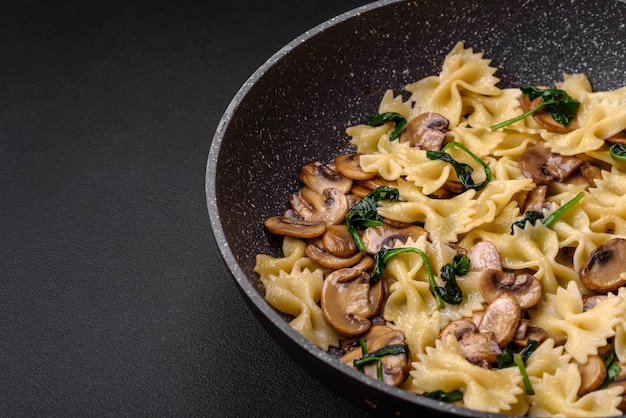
439;318;478;342
399;112;449;151
322;224;358;258
263;216;326;238
575;355;607;396
580;238;626;293
305;238;363;269
467;241;501;272
299;161;352;195
361;223;428;255
288;187;349;226
479;269;543;310
457;331;502;367
321;268;375;336
478;293;521;348
334;154;377;181
519;142;582;185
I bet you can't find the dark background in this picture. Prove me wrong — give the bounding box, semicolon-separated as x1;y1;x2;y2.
0;0;373;416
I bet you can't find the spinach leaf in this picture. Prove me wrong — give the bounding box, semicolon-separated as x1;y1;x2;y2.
345;186;401;253
424;389;464;403
542;192;584;228
511;210;544;233
490;87;580;131
512;192;584;232
371;247;445;308
435;253;469;305
600;343;622;389
496;340;538;395
353;343;410;381
426;141;491;191
367;112;407;141
609;143;626;161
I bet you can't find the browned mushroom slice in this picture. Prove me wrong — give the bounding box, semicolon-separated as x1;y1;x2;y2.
582;294;608;311
361;223;428;254
299;161;353;194
575;355;607;396
263;216;326;238
439;318;478;341
458;331;502;367
341;324;410;387
439;319;502;367
321;268;376;336
306;238;363;269
322;224;358;258
579;238;626;293
334;154;378;181
578;162;604;188
467;241;502;272
428;180;464;199
399;112;449;151
352;255;375;272
478;293;521;348
520;94;578;133
354;177;398;193
512;319;547;347
479;269;543;310
607;131;626;145
288;187;349;226
523;185;548;213
519;142;583;185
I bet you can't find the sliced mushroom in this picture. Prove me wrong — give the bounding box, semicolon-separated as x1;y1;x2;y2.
607;130;626;145
341;324;410;387
519;142;583;185
299;161;353;194
263;216;326;238
439;318;478;342
467;241;502;272
439;319;501;367
399;112;449;150
582;294;608;311
288;187;349;226
458;330;502;367
334;154;377;181
520;94;578;133
354;178;398;193
478;293;521;348
321;268;377;336
575;355;607;396
512;319;547;346
578;161;604;188
428;180;464;199
579;238;626;293
322;224;358;258
523;185;548;213
352;255;375;272
361;223;428;254
479;269;543;309
306;237;363;269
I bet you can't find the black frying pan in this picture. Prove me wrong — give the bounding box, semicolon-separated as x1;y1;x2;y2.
207;0;626;416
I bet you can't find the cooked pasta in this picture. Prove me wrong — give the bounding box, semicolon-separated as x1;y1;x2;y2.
254;41;626;416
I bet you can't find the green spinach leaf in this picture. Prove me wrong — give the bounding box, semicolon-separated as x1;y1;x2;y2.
490;87;580;131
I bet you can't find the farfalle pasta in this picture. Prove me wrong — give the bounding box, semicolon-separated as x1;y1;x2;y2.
255;42;626;416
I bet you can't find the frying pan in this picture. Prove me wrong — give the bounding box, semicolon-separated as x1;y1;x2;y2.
206;0;626;416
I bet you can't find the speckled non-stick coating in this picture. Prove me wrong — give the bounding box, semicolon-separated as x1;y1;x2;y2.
207;0;626;416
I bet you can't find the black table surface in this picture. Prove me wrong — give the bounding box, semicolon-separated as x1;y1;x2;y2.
0;1;376;416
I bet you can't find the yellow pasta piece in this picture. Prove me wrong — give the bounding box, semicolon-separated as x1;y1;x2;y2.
410;335;524;414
